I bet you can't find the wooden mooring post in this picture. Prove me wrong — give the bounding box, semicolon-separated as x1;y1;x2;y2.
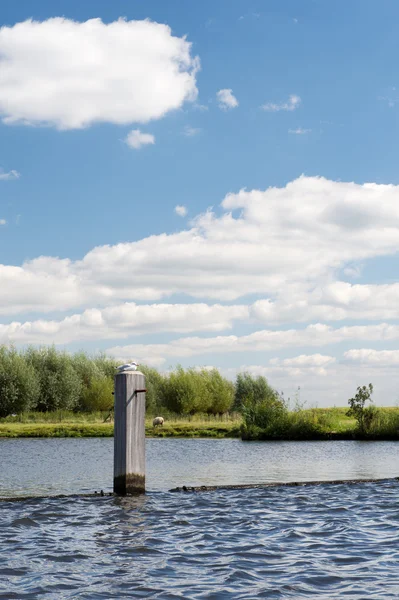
114;371;146;495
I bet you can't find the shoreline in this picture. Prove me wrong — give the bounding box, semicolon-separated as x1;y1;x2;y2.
1;421;399;440
0;422;241;439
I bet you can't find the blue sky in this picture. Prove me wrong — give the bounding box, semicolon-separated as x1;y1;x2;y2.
1;0;399;405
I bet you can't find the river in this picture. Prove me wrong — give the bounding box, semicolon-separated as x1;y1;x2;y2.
1;438;399;597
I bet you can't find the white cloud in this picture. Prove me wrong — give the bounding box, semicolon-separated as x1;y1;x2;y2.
344;349;399;367
193;103;208;111
217;89;239;110
105;322;399;364
270;354;336;368
174;205;188;217
0;219;6;225
0;169;20;180
3;176;399;315
288;127;311;134
222;361;399;407
261;94;301;112
183;125;201;137
0;18;199;129
125;129;155;150
343;264;362;278
251;281;399;324
0;302;249;345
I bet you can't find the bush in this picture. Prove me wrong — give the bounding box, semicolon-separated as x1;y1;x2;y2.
202;369;234;414
25;346;82;411
159;366;235;415
347;383;377;435
241;393;288;436
139;366;166;414
0;347;40;417
234;372;279;411
161;366;207;414
80;376;114;412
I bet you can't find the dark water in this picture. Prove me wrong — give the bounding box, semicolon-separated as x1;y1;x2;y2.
1;439;399;598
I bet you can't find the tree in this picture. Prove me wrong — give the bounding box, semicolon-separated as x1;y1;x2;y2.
161;366;207;414
139;365;166;414
347;383;376;434
25;346;82;411
80;376;114;412
234;372;279;411
201;369;234;414
0;346;40;416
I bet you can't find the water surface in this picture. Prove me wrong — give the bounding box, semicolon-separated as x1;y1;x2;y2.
1;482;399;598
1;438;399;497
1;438;399;598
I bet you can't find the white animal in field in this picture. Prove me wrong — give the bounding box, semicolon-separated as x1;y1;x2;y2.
153;416;164;427
116;361;138;373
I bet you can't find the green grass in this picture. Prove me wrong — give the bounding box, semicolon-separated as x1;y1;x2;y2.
2;408;399;439
0;423;114;438
241;406;399;441
0;412;242;438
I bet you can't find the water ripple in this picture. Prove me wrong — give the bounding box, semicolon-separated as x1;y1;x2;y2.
0;481;399;598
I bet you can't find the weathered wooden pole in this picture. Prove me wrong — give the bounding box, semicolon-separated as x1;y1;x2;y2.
114;371;146;495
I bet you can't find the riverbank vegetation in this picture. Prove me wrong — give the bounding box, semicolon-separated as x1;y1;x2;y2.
0;347;235;417
240;386;399;441
1;346;399;439
0;412;242;438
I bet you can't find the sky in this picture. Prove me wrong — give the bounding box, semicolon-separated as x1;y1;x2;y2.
1;0;399;407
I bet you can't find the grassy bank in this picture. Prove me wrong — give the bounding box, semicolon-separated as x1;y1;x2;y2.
241;406;399;441
0;412;242;438
2;407;399;440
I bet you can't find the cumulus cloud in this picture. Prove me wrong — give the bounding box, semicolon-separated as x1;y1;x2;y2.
0;219;6;225
105;322;399;364
250;281;399;324
344;349;399;366
0;169;20;180
125;129;155;150
0;302;249;345
174;205;188;217
3;176;399;315
0;17;199;129
222;361;399;406
269;354;336;368
261;94;301;112
217;89;239;110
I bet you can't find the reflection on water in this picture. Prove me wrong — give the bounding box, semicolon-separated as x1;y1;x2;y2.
1;437;399;497
1;482;399;598
1;439;399;597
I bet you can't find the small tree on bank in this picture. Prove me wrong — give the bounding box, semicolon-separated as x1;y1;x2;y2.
347;383;376;434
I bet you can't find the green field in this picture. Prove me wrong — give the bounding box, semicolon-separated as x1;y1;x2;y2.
0;412;242;438
1;408;399;439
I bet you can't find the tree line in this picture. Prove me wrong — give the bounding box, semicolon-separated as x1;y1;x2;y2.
0;346;278;417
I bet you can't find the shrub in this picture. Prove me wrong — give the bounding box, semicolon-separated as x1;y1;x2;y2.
347;383;376;434
241;390;288;438
234;372;279;411
25;346;82;411
80;376;114;412
161;366;208;414
202;369;234;414
139;366;166;414
0;347;40;417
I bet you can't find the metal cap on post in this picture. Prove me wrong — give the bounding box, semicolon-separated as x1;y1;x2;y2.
114;369;146;495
